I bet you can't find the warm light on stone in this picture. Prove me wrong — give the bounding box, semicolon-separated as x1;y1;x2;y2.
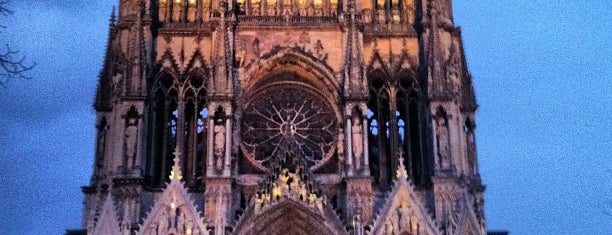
272;187;281;197
80;0;487;234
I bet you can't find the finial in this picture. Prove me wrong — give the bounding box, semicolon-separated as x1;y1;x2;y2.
169;148;183;181
110;6;116;25
396;150;409;180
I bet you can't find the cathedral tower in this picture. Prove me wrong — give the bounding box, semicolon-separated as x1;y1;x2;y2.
78;0;486;234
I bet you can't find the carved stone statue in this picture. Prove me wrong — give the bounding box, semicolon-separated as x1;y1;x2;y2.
125;118;138;169
159;210;168;233
436;117;450;169
121;221;130;235
213;122;225;170
351;115;364;171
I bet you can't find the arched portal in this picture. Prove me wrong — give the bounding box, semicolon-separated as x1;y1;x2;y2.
234;199;342;235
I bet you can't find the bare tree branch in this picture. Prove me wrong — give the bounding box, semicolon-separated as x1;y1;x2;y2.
0;0;34;88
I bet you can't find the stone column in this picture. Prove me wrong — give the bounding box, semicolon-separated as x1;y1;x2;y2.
362;117;370;176
223;118;231;176
206;118;215;176
346;118;354;176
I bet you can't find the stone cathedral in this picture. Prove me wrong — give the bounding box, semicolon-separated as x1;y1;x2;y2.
76;0;486;234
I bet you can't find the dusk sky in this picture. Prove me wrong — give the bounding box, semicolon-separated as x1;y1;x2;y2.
0;1;610;234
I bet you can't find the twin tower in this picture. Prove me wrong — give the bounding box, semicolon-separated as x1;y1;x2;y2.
79;0;486;234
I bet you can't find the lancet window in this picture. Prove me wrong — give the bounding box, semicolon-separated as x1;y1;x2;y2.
396;77;425;184
367;73;392;187
149;74;208;187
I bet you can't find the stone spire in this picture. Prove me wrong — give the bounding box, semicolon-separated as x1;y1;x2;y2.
343;0;366;96
94;7;118;112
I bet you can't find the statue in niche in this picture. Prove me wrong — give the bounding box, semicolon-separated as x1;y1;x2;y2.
298;2;307;16
307;6;315;16
313;39;328;62
169;207;178;229
436;117;450;169
159;2;168;22
159;210;168;233
213;118;226;170
252;38;261;58
95;119;108;171
268;4;277;16
111;73;124;99
384;221;393;234
281;7;293;21
121;221;130;235
186;221;194;235
392;9;401;23
362;9;372;23
405;2;415;24
376;9;386;24
125;117;138;170
351;115;364;171
177;212;185;233
398;205;411;230
188;3;197;22
172;2;181;22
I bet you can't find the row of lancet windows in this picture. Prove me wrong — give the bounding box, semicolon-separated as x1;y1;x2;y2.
367;73;426;187
155;0;415;23
148;75;212;186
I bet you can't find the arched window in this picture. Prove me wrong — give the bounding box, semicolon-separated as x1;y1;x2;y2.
148;73;208;187
396;77;424;184
367;73;392;187
182;76;207;185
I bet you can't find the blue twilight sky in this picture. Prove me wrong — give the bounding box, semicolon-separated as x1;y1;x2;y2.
0;1;610;234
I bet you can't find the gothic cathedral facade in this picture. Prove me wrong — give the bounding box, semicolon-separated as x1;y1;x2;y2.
79;0;486;234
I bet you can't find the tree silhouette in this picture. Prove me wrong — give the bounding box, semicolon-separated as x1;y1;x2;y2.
0;1;34;88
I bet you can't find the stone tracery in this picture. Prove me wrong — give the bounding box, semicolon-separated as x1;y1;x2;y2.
241;84;337;170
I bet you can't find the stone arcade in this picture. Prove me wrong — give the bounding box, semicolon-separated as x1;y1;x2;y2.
73;0;486;234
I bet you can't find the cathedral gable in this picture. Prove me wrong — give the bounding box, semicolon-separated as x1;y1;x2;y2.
137;159;209;235
90;193;122;235
370;166;440;235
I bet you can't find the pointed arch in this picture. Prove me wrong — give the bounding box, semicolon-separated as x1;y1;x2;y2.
396;68;426;184
234;199;346;235
367;68;393;188
366;51;390;77
148;49;213;187
243;47;339;105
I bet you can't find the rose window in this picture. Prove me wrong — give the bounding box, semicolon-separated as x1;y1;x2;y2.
241;85;337;171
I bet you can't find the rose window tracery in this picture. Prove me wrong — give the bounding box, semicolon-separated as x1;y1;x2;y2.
241;85;337;171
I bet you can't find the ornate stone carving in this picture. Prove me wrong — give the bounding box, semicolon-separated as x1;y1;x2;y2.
436;117;451;170
241;84;337;170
